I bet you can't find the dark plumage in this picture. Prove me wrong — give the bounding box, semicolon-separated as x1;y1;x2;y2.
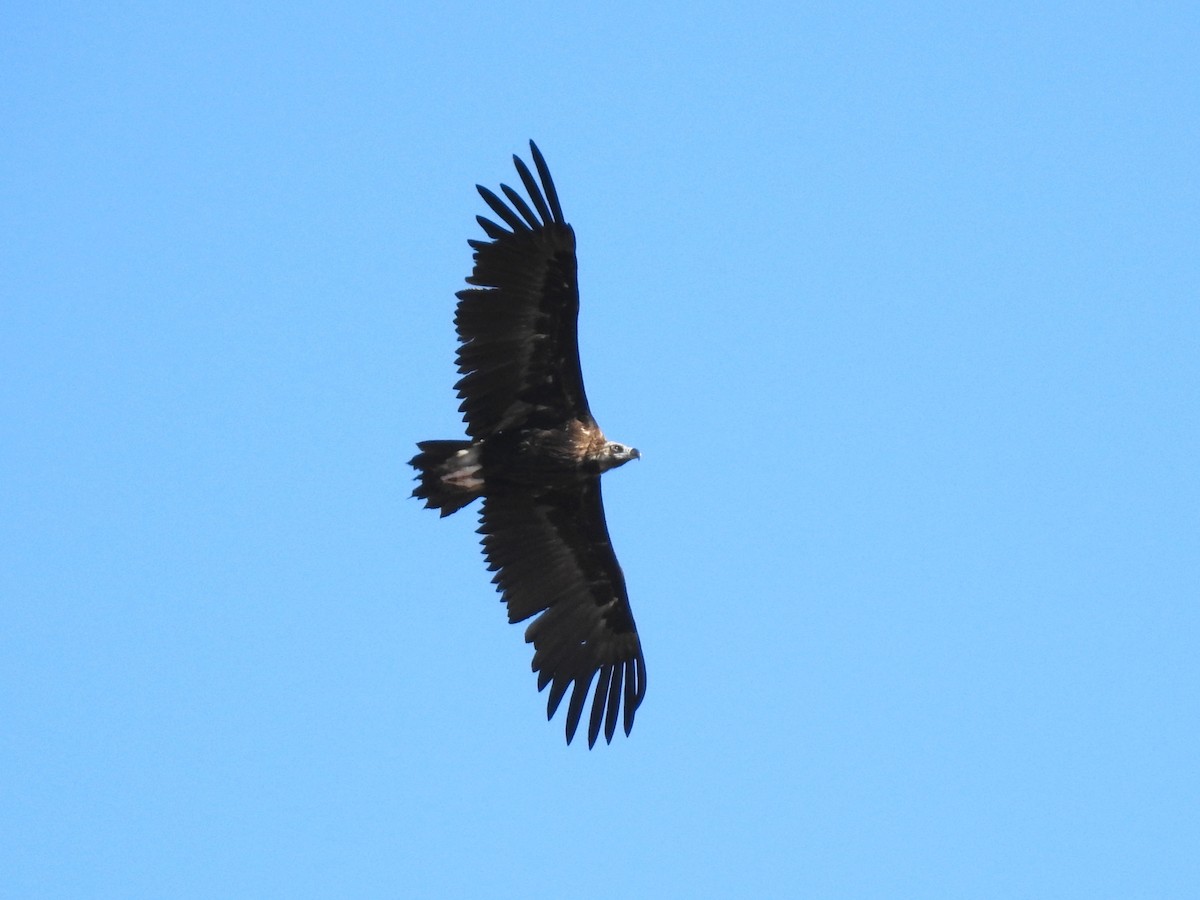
411;142;645;748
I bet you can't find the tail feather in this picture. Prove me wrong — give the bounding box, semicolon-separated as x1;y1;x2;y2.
410;440;483;517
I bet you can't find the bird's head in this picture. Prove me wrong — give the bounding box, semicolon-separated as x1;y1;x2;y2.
599;441;641;472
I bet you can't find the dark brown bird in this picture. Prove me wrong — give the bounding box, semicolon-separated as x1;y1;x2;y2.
411;142;645;747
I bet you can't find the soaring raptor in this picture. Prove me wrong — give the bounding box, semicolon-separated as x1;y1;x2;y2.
411;142;645;747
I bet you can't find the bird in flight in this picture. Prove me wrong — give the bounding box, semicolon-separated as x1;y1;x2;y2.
411;142;646;748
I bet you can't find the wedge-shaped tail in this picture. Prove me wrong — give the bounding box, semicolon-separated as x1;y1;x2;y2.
410;440;482;517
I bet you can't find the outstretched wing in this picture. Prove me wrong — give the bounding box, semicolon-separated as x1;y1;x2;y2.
454;141;591;439
479;478;646;747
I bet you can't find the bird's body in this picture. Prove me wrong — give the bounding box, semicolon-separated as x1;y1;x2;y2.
411;142;645;747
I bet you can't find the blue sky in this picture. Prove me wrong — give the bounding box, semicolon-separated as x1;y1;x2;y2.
3;3;1198;897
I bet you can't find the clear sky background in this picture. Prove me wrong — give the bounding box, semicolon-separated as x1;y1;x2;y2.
3;3;1198;898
